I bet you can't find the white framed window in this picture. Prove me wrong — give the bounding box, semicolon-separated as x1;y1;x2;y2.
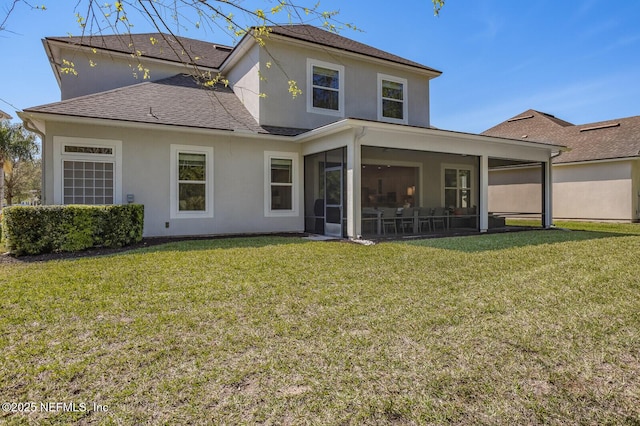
264;151;298;217
307;59;345;117
170;144;213;219
63;161;114;205
378;74;408;124
442;164;475;209
53;136;122;205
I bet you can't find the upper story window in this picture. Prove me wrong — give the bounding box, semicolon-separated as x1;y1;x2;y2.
378;74;408;124
307;59;344;117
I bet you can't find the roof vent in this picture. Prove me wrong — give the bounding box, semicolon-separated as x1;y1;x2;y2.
507;114;534;122
579;122;620;132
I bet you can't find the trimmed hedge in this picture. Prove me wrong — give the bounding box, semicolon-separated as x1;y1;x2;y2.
1;204;144;256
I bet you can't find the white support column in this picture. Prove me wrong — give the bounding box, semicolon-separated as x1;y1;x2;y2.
479;155;489;232
346;131;362;238
543;160;553;228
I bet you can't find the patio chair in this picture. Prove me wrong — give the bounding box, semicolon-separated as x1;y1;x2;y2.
380;207;398;234
431;207;448;231
418;207;432;233
361;207;379;235
399;207;415;233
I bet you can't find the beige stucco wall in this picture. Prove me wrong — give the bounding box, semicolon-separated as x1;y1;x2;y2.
56;45;199;100
554;161;633;221
488;167;542;214
42;121;304;237
488;160;637;221
252;39;432;130
633;160;640;220
226;43;261;123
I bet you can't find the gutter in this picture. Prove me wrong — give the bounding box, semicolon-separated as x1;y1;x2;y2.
18;111;569;155
18;110;299;142
294;118;568;154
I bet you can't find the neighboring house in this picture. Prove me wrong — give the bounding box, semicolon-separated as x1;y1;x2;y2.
0;109;12;120
19;26;562;238
484;109;640;222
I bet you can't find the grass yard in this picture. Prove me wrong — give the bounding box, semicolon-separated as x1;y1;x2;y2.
1;223;640;424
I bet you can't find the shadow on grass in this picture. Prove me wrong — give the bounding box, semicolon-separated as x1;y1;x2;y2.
399;228;636;253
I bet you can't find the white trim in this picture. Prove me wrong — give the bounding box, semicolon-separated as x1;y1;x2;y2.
264;151;299;217
53;136;122;205
377;73;408;125
306;58;345;117
170;144;214;219
22;112;564;156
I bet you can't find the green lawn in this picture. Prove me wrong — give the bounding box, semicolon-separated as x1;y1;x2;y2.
1;223;640;424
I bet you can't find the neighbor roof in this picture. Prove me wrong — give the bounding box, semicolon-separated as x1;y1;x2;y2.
483;109;640;164
23;74;309;136
46;33;232;69
0;109;12;120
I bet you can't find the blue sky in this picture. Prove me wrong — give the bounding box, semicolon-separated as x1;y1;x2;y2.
1;0;639;133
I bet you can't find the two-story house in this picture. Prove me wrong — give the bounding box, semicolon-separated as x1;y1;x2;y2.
19;25;563;238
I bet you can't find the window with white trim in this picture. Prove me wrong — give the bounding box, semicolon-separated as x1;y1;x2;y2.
170;145;213;219
63;160;114;204
378;74;408;124
444;166;473;209
307;59;344;116
265;151;298;217
53;137;122;205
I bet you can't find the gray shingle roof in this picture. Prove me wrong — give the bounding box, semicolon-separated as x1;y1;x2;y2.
47;33;231;69
267;25;441;74
48;25;441;76
482;109;640;164
24;74;309;136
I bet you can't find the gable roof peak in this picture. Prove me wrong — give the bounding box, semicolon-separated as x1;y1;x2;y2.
263;24;442;75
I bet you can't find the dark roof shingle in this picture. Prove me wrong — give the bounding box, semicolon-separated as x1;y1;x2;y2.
483;109;640;164
47;33;231;69
268;25;441;74
48;25;441;75
24;74;309;136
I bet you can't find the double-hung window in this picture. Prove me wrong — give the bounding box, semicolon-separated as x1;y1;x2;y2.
170;144;213;218
307;59;344;116
53;136;122;205
265;151;298;217
444;166;473;209
378;74;408;124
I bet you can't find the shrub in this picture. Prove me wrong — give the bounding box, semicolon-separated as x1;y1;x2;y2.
1;204;144;256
